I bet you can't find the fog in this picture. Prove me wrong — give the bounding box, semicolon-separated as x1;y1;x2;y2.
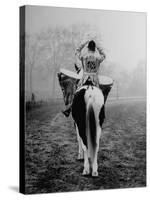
23;6;146;101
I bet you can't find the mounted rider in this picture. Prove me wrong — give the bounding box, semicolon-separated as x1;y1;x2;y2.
61;39;112;117
75;39;106;87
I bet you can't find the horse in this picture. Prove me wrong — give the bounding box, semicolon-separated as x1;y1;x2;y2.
72;80;105;176
58;69;105;176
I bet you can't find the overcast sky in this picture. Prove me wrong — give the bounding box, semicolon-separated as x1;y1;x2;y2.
26;5;146;70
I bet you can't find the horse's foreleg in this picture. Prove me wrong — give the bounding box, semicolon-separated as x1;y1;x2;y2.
75;124;84;160
92;125;101;177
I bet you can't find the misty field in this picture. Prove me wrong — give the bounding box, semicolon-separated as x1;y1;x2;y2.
25;99;146;194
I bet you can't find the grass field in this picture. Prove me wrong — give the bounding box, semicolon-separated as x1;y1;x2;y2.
25;99;146;194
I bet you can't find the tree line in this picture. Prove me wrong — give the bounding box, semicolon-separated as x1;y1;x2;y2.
23;24;146;102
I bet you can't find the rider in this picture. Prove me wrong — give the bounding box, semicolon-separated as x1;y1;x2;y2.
62;39;110;117
75;39;106;87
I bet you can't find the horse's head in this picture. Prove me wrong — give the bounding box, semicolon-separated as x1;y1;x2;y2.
57;72;77;106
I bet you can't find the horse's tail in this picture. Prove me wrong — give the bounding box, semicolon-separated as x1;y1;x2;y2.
86;97;96;164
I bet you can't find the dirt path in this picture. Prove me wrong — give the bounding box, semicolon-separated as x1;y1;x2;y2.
25;100;146;194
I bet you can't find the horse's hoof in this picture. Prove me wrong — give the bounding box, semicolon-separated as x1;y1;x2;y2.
92;171;98;177
82;169;90;175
